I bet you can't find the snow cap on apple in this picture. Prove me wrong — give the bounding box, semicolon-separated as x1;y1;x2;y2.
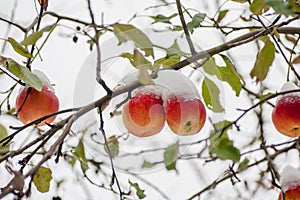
278;165;300;200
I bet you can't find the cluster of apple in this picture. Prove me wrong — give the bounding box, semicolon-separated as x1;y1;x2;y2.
15;71;59;126
121;86;206;137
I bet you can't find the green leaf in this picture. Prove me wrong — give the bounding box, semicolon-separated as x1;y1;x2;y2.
129;180;146;199
4;58;42;91
250;38;275;82
216;10;229;23
250;0;268;15
0;124;9;157
22;32;43;46
72;140;89;173
202;78;224;113
104;135;119;158
266;0;293;16
209;121;240;162
150;13;178;24
7;37;32;58
153;57;180;69
166;40;187;59
164;142;178;171
203;56;243;96
141;160;155;168
33;166;52;193
188;13;206;33
113;23;154;57
238;158;249;171
22;24;56;46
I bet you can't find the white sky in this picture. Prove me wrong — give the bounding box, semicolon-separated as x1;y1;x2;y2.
0;0;300;200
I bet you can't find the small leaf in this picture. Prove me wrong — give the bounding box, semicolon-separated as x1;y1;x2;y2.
250;0;268;15
209;121;240;162
250;38;275;82
104;135;119;158
7;37;32;58
166;40;187;59
202;78;224;113
153;57;180;69
164;142;178;171
142;160;155;168
150;13;178;24
113;23;154;57
129;180;146;199
188;13;206;33
33;166;52;193
238;158;249;171
5;58;43;91
216;10;229;23
120;49;152;69
0;124;9;156
293;55;300;64
72;140;89;173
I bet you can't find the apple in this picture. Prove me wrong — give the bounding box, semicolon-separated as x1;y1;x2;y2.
278;185;300;200
16;85;59;126
165;96;206;136
122;93;165;137
272;82;300;137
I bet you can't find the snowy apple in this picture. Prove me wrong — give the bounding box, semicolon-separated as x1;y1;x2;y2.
272;82;300;137
16;85;59;126
122;93;165;137
278;165;300;200
165;96;206;136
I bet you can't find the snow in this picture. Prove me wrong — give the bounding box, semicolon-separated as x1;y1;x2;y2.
280;165;300;191
280;82;299;93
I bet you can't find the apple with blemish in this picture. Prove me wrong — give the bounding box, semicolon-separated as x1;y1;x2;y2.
165;96;206;136
122;93;165;137
272;82;300;137
16;85;59;126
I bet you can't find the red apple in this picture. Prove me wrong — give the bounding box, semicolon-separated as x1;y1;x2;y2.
122;93;165;137
16;85;59;126
278;185;300;200
272;94;300;137
165;96;206;136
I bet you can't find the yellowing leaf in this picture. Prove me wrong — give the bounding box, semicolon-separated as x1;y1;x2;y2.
104;135;119;158
293;55;300;64
0;124;9;157
33;166;52;193
250;38;275;82
38;0;49;11
7;37;32;58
